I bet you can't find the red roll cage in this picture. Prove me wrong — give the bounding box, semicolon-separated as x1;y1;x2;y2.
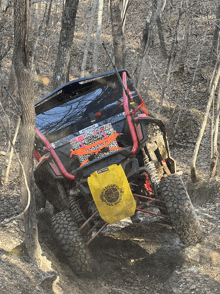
35;71;149;181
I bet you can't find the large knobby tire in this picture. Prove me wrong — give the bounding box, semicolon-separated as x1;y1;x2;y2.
159;174;202;245
51;210;94;275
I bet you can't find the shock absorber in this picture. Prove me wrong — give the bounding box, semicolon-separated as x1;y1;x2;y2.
69;196;87;228
141;146;160;187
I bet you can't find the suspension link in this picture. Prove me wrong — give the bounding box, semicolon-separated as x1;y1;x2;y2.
141;146;160;187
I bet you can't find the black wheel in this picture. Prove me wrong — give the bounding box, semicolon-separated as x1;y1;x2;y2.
51;210;94;275
159;174;202;245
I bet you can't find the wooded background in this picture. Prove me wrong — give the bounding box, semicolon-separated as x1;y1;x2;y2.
1;0;219;97
0;0;220;263
3;0;220;177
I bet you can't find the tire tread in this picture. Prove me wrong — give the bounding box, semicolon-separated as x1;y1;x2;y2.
52;210;94;275
159;174;202;245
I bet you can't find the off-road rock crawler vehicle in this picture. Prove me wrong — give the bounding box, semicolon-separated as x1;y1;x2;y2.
34;70;202;275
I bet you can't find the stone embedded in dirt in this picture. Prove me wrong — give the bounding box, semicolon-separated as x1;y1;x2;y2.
164;267;220;294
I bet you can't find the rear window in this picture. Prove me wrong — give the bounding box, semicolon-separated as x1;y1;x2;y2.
36;74;142;143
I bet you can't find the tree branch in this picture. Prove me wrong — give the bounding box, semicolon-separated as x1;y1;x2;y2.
0;105;30;227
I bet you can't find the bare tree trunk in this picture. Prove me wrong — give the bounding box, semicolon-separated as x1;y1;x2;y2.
133;20;149;79
178;1;191;73
134;0;167;87
191;63;220;183
45;0;53;27
93;0;103;74
4;116;21;185
210;84;220;177
80;0;98;78
42;0;53;46
213;4;220;56
156;14;168;59
159;10;181;111
135;0;162;89
14;0;42;267
30;1;49;73
7;54;17;97
121;0;130;32
178;22;189;73
52;0;79;89
110;0;126;69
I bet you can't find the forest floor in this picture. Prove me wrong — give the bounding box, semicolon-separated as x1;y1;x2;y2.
0;162;220;294
0;0;220;293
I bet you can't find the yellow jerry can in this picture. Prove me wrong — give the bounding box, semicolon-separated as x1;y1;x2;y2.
87;164;136;224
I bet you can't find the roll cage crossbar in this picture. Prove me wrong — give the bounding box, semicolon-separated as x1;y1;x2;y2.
35;71;149;179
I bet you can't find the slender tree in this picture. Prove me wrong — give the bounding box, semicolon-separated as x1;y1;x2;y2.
93;0;103;74
135;0;167;88
191;63;220;182
52;0;79;89
110;0;126;69
135;0;161;89
80;0;98;78
210;84;220;177
121;0;130;32
155;0;168;59
30;1;49;73
14;0;42;266
213;4;220;57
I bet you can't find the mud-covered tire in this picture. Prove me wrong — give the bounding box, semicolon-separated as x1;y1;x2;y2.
51;210;94;275
159;174;202;245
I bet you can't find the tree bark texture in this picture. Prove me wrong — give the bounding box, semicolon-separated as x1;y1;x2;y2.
110;0;126;69
80;0;98;78
135;0;159;88
178;2;191;73
52;0;79;89
121;0;130;32
135;0;167;89
30;1;49;73
178;22;189;73
93;0;103;74
45;0;53;27
191;63;220;183
213;4;220;54
14;0;42;267
156;15;168;59
4;116;21;185
210;84;220;177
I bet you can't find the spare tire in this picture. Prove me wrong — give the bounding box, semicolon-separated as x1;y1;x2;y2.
159;174;202;245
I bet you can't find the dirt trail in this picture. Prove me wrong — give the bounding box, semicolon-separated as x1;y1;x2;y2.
0;179;220;294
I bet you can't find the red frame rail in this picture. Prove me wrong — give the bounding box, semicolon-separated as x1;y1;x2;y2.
35;127;76;180
122;71;139;155
35;71;149;171
35;71;144;178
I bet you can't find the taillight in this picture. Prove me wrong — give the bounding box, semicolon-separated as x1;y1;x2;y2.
95;112;102;117
34;150;41;162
